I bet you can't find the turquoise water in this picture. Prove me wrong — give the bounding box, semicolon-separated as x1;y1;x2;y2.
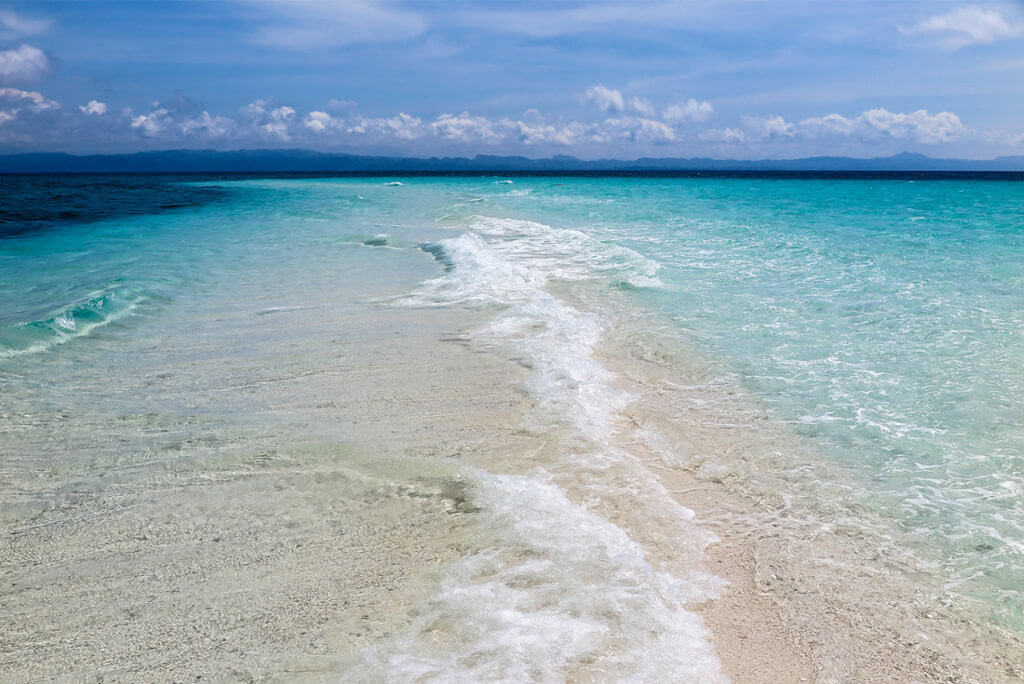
471;177;1024;622
3;174;1022;648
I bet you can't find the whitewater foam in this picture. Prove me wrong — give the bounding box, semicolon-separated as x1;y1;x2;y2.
352;471;724;682
383;215;725;678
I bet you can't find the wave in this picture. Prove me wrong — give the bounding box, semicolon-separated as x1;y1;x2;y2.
0;287;145;358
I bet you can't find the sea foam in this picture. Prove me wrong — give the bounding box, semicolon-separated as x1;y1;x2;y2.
376;216;724;679
354;472;725;682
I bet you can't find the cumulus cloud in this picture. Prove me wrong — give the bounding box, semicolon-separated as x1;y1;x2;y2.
0;44;51;83
583;84;625;113
629;96;655;116
303;107;589;147
699;127;747;144
79;100;107;115
130;107;171;135
0;87;988;157
800;108;966;144
663;98;714;123
304;110;336;133
501;118;587;145
430;111;499;142
349;112;423;140
0;87;58;129
180;111;235;139
743;115;796;138
598;116;677;144
238;100;301;139
730;108;967;145
259;121;290;140
242;99;270;117
269;105;295;120
303;110;424;140
904;5;1024;49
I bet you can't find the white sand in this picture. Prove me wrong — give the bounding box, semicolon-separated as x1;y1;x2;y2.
4;250;1022;682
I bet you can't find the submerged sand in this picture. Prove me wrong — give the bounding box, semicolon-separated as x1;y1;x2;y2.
1;257;538;680
601;337;1024;683
3;248;1022;682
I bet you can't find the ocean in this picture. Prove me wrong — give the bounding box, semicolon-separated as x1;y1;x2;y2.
2;172;1022;680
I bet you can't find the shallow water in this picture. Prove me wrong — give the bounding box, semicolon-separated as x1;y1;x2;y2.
455;177;1024;628
2;173;1022;677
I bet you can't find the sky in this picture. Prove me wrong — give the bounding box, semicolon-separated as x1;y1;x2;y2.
1;0;1023;159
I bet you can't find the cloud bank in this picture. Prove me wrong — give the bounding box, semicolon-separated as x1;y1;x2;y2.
0;81;1014;157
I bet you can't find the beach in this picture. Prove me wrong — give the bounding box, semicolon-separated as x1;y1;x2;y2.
3;175;1023;681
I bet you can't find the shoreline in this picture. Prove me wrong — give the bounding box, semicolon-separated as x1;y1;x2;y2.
596;316;1024;682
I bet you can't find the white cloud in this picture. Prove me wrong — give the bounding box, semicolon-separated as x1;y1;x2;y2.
242;99;274;117
800;108;967;144
304;110;337;133
180;111;235;139
303;110;423;140
0;10;52;37
260;121;290;140
239;100;297;138
79;100;107;116
0;44;51;83
0;87;58;110
736;109;966;145
430;112;499;142
629;96;655;116
599;116;677;144
743;115;796;138
327;98;356;112
245;0;426;49
377;112;423;140
270;105;295;120
501;118;586;145
699;127;747;144
663;98;714;123
904;5;1024;49
583;84;625;113
130;108;171;135
349;112;423;140
455;2;712;39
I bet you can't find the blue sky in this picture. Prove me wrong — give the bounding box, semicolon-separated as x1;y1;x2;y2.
1;0;1023;158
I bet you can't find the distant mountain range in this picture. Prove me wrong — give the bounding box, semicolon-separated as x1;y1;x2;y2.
2;149;1024;173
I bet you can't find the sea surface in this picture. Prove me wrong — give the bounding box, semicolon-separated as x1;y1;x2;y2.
2;172;1022;677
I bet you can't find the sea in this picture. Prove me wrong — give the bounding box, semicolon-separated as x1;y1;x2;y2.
2;172;1022;680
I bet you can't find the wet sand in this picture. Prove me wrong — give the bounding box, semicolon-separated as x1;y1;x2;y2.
601;325;1024;683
